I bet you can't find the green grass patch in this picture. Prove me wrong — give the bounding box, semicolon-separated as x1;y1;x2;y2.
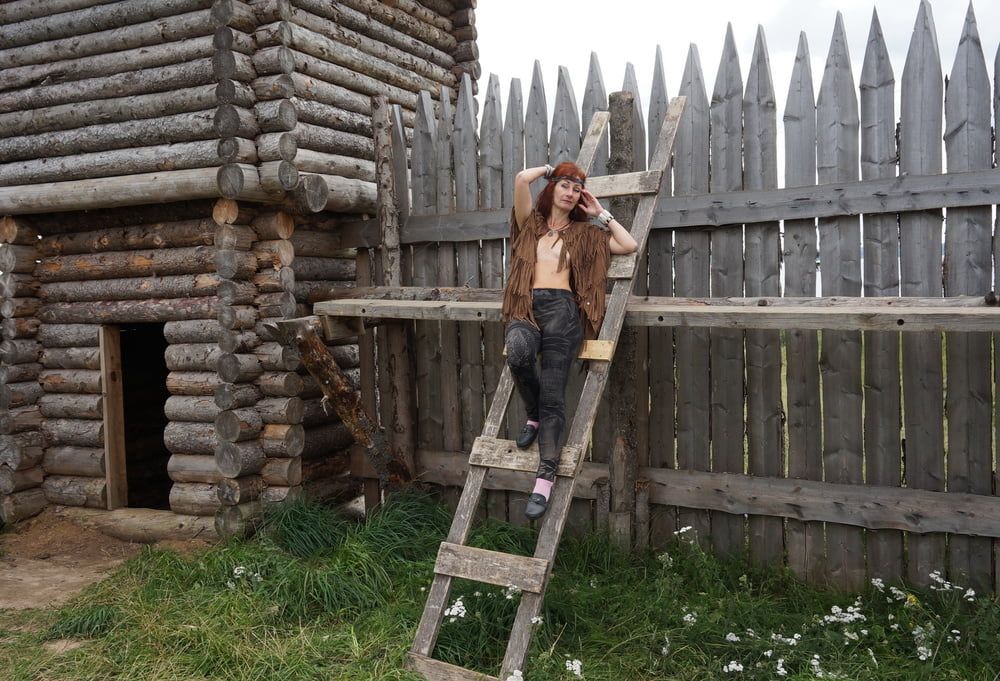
1;493;998;680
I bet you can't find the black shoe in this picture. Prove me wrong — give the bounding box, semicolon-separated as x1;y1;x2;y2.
524;493;548;520
515;423;539;449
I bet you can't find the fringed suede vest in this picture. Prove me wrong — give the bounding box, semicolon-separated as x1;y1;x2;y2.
501;208;611;340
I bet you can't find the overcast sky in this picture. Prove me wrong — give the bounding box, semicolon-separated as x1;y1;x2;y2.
475;0;1000;165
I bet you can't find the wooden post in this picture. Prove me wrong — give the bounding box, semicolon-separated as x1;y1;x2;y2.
607;90;638;550
99;326;127;509
372;94;415;477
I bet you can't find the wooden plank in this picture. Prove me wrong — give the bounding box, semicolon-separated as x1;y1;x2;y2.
414;449;1000;539
355;252;381;512
502;78;527;477
784;31;824;582
900;0;945;589
411;90;444;454
435;542;549;593
646;48;675;544
469;436;581;476
743;26;783;568
524;60;548;202
943;4;993;593
584;170;660;197
581;52;609;177
818;11;864;590
99;325;126;510
709;25;745;558
479;73;506;522
672;46;712;549
453;75;484;453
316;295;1000;331
435;87;463;456
549;65;580;165
407;653;499;681
385;168;1000;246
860;8;902;586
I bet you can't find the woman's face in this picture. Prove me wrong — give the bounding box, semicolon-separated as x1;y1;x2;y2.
553;178;583;212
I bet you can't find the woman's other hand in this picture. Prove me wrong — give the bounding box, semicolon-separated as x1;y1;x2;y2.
578;189;604;218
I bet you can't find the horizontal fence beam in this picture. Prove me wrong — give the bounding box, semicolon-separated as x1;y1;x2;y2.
314;288;1000;332
334;168;1000;246
378;449;1000;538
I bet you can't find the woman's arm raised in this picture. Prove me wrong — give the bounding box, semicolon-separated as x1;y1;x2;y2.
513;165;550;227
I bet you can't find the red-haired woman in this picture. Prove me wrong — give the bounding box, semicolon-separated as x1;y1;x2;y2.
502;161;638;519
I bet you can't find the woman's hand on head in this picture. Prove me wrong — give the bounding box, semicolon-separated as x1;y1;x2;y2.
578;189;604;217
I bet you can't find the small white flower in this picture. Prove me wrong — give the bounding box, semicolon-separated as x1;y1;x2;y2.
763;650;773;658
744;628;757;638
505;671;523;681
444;597;466;619
660;634;671;656
890;623;900;631
725;632;741;642
674;526;693;535
530;616;543;625
870;577;885;592
867;647;878;666
843;630;859;642
682;611;698;626
722;660;743;673
564;658;583;677
225;580;235;590
775;658;787;677
505;585;522;600
253;572;262;583
657;552;674;568
917;645;932;661
232;566;246;578
964;588;976;602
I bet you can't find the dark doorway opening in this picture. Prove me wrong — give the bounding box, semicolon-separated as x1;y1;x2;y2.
119;324;171;509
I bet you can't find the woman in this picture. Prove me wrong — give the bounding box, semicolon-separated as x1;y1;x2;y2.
502;161;638;520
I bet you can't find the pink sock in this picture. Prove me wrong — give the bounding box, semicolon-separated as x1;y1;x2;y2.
526;419;539;427
532;478;553;500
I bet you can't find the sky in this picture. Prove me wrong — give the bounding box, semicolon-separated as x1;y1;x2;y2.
475;0;1000;166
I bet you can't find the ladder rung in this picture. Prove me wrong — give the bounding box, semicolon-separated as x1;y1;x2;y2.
435;542;549;593
469;436;580;477
586;170;662;198
608;253;636;279
502;339;613;361
407;652;500;681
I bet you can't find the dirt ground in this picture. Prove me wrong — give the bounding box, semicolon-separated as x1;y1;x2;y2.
0;509;143;611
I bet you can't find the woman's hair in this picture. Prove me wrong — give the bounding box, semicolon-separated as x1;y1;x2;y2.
535;161;587;222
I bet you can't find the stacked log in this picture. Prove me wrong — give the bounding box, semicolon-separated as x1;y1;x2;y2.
0;0;262;191
211;198;264;534
0;217;46;524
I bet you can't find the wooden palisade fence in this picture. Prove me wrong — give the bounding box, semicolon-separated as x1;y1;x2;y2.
329;0;1000;592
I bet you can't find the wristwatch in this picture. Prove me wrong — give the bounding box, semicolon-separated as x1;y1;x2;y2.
597;209;614;227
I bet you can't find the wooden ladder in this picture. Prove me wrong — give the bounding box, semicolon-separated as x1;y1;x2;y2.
408;95;686;681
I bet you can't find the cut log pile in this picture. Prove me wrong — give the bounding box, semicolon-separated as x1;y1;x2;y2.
0;217;46;524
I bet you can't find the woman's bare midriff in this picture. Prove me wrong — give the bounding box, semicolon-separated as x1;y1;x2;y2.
532;232;571;290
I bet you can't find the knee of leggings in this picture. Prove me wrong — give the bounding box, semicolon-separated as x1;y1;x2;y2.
505;330;535;369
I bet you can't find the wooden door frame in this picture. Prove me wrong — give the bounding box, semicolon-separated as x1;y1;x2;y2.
99;325;127;509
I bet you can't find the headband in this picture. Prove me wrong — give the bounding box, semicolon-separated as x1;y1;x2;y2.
549;175;585;187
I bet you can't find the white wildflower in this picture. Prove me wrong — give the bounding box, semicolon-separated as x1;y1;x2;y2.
867;647;878;666
225;580;236;590
505;671;523;681
763;650;773;658
843;630;859;642
964;588;976;602
890;623;900;631
725;632;741;642
870;577;885;592
656;552;673;568
444;597;466;622
682;611;698;626
232;566;246;578
473;591;482;598
564;658;583;677
674;526;693;536
775;658;787;677
889;586;908;602
821;603;866;626
660;634;670;656
530;616;543;625
505;585;522;600
253;572;262;583
917;645;932;661
722;661;743;673
770;632;800;646
744;628;757;639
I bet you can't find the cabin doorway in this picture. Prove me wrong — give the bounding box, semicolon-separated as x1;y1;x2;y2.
102;324;172;510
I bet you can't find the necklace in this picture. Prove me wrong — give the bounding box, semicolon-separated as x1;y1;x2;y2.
546;219;571;237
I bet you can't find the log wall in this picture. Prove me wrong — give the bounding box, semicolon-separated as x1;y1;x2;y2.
0;217;46;524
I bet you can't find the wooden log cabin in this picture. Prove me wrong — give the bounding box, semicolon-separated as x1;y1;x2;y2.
0;0;479;537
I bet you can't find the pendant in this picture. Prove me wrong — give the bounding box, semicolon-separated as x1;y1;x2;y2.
547;230;555;237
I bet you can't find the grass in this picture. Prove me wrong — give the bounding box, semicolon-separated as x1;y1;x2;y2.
1;491;999;680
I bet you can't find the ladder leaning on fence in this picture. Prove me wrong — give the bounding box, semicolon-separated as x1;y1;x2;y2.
408;95;687;681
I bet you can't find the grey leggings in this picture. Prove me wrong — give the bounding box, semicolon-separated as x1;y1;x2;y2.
505;288;583;481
